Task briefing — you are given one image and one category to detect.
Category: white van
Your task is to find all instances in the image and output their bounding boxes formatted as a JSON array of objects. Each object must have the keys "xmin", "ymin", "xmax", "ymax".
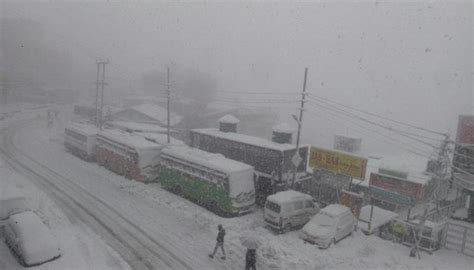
[
  {"xmin": 300, "ymin": 204, "xmax": 355, "ymax": 248},
  {"xmin": 264, "ymin": 190, "xmax": 319, "ymax": 232}
]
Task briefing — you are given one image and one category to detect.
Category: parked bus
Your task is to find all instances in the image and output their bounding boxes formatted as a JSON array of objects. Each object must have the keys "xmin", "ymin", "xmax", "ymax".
[
  {"xmin": 95, "ymin": 130, "xmax": 165, "ymax": 182},
  {"xmin": 64, "ymin": 123, "xmax": 98, "ymax": 161},
  {"xmin": 159, "ymin": 145, "xmax": 255, "ymax": 216}
]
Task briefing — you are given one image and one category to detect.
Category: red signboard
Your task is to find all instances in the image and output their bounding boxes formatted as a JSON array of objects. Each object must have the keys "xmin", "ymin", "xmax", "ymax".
[
  {"xmin": 456, "ymin": 115, "xmax": 474, "ymax": 144},
  {"xmin": 369, "ymin": 173, "xmax": 423, "ymax": 200}
]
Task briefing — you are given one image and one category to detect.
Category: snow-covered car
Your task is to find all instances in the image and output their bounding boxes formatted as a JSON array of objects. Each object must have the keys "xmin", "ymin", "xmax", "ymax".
[
  {"xmin": 4, "ymin": 211, "xmax": 61, "ymax": 267},
  {"xmin": 264, "ymin": 190, "xmax": 319, "ymax": 232},
  {"xmin": 0, "ymin": 196, "xmax": 29, "ymax": 220},
  {"xmin": 300, "ymin": 204, "xmax": 355, "ymax": 248}
]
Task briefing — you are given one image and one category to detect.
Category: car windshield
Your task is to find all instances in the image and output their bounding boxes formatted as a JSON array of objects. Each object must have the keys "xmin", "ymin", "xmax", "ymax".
[
  {"xmin": 265, "ymin": 201, "xmax": 281, "ymax": 213},
  {"xmin": 313, "ymin": 213, "xmax": 336, "ymax": 227}
]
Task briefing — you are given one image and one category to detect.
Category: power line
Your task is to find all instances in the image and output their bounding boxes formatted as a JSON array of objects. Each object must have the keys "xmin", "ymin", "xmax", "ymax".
[
  {"xmin": 213, "ymin": 90, "xmax": 300, "ymax": 96},
  {"xmin": 305, "ymin": 108, "xmax": 434, "ymax": 159},
  {"xmin": 307, "ymin": 94, "xmax": 447, "ymax": 136},
  {"xmin": 306, "ymin": 98, "xmax": 442, "ymax": 150}
]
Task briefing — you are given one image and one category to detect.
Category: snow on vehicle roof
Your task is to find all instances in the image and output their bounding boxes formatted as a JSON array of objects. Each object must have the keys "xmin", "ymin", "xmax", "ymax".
[
  {"xmin": 8, "ymin": 211, "xmax": 60, "ymax": 265},
  {"xmin": 66, "ymin": 122, "xmax": 99, "ymax": 137},
  {"xmin": 267, "ymin": 190, "xmax": 311, "ymax": 204},
  {"xmin": 272, "ymin": 123, "xmax": 295, "ymax": 134},
  {"xmin": 320, "ymin": 204, "xmax": 350, "ymax": 217},
  {"xmin": 192, "ymin": 128, "xmax": 307, "ymax": 151},
  {"xmin": 107, "ymin": 121, "xmax": 171, "ymax": 133},
  {"xmin": 161, "ymin": 145, "xmax": 253, "ymax": 174},
  {"xmin": 98, "ymin": 129, "xmax": 162, "ymax": 150},
  {"xmin": 130, "ymin": 104, "xmax": 183, "ymax": 126},
  {"xmin": 137, "ymin": 132, "xmax": 185, "ymax": 146},
  {"xmin": 218, "ymin": 114, "xmax": 240, "ymax": 124}
]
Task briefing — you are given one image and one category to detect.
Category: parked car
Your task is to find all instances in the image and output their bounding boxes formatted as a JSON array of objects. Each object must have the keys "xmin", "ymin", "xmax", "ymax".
[
  {"xmin": 4, "ymin": 211, "xmax": 61, "ymax": 267},
  {"xmin": 300, "ymin": 204, "xmax": 355, "ymax": 248},
  {"xmin": 264, "ymin": 190, "xmax": 319, "ymax": 232}
]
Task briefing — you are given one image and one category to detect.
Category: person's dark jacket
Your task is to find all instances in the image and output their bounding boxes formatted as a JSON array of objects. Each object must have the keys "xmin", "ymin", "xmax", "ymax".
[
  {"xmin": 246, "ymin": 249, "xmax": 256, "ymax": 264},
  {"xmin": 217, "ymin": 229, "xmax": 225, "ymax": 243}
]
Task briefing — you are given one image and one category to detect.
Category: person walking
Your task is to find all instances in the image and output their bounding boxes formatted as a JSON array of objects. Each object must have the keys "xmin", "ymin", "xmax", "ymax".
[
  {"xmin": 209, "ymin": 224, "xmax": 226, "ymax": 260},
  {"xmin": 245, "ymin": 248, "xmax": 257, "ymax": 270}
]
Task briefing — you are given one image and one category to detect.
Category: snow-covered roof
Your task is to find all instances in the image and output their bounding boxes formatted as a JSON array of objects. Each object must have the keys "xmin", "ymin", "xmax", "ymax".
[
  {"xmin": 365, "ymin": 155, "xmax": 432, "ymax": 185},
  {"xmin": 137, "ymin": 132, "xmax": 185, "ymax": 146},
  {"xmin": 107, "ymin": 121, "xmax": 171, "ymax": 133},
  {"xmin": 358, "ymin": 205, "xmax": 398, "ymax": 233},
  {"xmin": 272, "ymin": 123, "xmax": 295, "ymax": 134},
  {"xmin": 320, "ymin": 204, "xmax": 351, "ymax": 217},
  {"xmin": 267, "ymin": 190, "xmax": 312, "ymax": 204},
  {"xmin": 98, "ymin": 129, "xmax": 162, "ymax": 151},
  {"xmin": 161, "ymin": 145, "xmax": 253, "ymax": 174},
  {"xmin": 66, "ymin": 122, "xmax": 99, "ymax": 137},
  {"xmin": 192, "ymin": 128, "xmax": 306, "ymax": 151},
  {"xmin": 218, "ymin": 114, "xmax": 240, "ymax": 124},
  {"xmin": 128, "ymin": 104, "xmax": 183, "ymax": 126}
]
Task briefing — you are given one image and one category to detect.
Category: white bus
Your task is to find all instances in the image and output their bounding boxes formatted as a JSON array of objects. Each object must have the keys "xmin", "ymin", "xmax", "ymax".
[
  {"xmin": 159, "ymin": 145, "xmax": 256, "ymax": 216},
  {"xmin": 64, "ymin": 123, "xmax": 98, "ymax": 161}
]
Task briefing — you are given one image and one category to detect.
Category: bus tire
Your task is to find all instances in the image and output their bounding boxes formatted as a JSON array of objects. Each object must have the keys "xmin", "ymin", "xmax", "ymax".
[{"xmin": 173, "ymin": 185, "xmax": 183, "ymax": 196}]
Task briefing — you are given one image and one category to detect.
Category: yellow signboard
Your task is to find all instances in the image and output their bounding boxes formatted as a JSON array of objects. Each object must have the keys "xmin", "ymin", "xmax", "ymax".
[{"xmin": 309, "ymin": 146, "xmax": 367, "ymax": 179}]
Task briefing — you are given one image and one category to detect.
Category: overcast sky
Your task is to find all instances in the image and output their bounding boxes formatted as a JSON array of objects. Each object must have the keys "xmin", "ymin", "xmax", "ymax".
[{"xmin": 2, "ymin": 0, "xmax": 472, "ymax": 159}]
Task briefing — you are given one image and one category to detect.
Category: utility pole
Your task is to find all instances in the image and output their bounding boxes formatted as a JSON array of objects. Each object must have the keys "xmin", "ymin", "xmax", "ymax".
[
  {"xmin": 410, "ymin": 134, "xmax": 451, "ymax": 258},
  {"xmin": 166, "ymin": 67, "xmax": 171, "ymax": 144},
  {"xmin": 94, "ymin": 62, "xmax": 101, "ymax": 127},
  {"xmin": 291, "ymin": 67, "xmax": 308, "ymax": 189},
  {"xmin": 94, "ymin": 60, "xmax": 108, "ymax": 129}
]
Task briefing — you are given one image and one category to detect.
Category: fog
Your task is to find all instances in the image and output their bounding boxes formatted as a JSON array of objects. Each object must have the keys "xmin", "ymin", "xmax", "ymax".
[{"xmin": 1, "ymin": 0, "xmax": 472, "ymax": 157}]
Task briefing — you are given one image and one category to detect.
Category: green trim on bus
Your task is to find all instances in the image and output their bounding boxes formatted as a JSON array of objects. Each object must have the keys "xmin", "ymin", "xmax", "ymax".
[{"xmin": 159, "ymin": 167, "xmax": 233, "ymax": 214}]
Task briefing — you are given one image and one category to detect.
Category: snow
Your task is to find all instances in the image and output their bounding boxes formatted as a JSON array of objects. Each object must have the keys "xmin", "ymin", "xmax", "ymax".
[
  {"xmin": 137, "ymin": 132, "xmax": 185, "ymax": 146},
  {"xmin": 272, "ymin": 123, "xmax": 295, "ymax": 134},
  {"xmin": 6, "ymin": 211, "xmax": 60, "ymax": 266},
  {"xmin": 129, "ymin": 104, "xmax": 182, "ymax": 126},
  {"xmin": 2, "ymin": 105, "xmax": 474, "ymax": 270},
  {"xmin": 353, "ymin": 155, "xmax": 432, "ymax": 187},
  {"xmin": 218, "ymin": 114, "xmax": 240, "ymax": 124},
  {"xmin": 320, "ymin": 204, "xmax": 351, "ymax": 217},
  {"xmin": 161, "ymin": 145, "xmax": 253, "ymax": 174},
  {"xmin": 106, "ymin": 120, "xmax": 172, "ymax": 134},
  {"xmin": 0, "ymin": 195, "xmax": 29, "ymax": 220},
  {"xmin": 266, "ymin": 190, "xmax": 312, "ymax": 204},
  {"xmin": 192, "ymin": 128, "xmax": 308, "ymax": 152},
  {"xmin": 98, "ymin": 129, "xmax": 161, "ymax": 151},
  {"xmin": 358, "ymin": 205, "xmax": 399, "ymax": 234},
  {"xmin": 66, "ymin": 122, "xmax": 99, "ymax": 137}
]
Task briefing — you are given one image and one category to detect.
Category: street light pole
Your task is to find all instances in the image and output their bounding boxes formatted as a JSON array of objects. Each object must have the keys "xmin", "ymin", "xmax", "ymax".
[{"xmin": 291, "ymin": 67, "xmax": 308, "ymax": 189}]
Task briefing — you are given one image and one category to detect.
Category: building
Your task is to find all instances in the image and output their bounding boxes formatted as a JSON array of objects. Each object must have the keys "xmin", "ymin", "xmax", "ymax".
[
  {"xmin": 190, "ymin": 115, "xmax": 310, "ymax": 205},
  {"xmin": 111, "ymin": 104, "xmax": 182, "ymax": 127}
]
